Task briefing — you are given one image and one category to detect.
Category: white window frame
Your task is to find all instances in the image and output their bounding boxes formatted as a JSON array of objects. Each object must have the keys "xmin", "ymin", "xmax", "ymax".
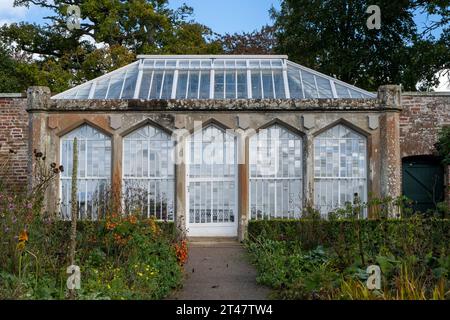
[
  {"xmin": 122, "ymin": 124, "xmax": 176, "ymax": 221},
  {"xmin": 59, "ymin": 124, "xmax": 111, "ymax": 220},
  {"xmin": 313, "ymin": 124, "xmax": 368, "ymax": 217},
  {"xmin": 249, "ymin": 124, "xmax": 304, "ymax": 220}
]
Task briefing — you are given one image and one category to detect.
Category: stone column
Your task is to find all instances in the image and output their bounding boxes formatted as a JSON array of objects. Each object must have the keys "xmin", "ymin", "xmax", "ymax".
[
  {"xmin": 304, "ymin": 132, "xmax": 315, "ymax": 209},
  {"xmin": 175, "ymin": 130, "xmax": 187, "ymax": 237},
  {"xmin": 302, "ymin": 115, "xmax": 316, "ymax": 209},
  {"xmin": 378, "ymin": 85, "xmax": 402, "ymax": 216},
  {"xmin": 112, "ymin": 133, "xmax": 123, "ymax": 213},
  {"xmin": 108, "ymin": 115, "xmax": 123, "ymax": 214},
  {"xmin": 237, "ymin": 132, "xmax": 249, "ymax": 242},
  {"xmin": 26, "ymin": 87, "xmax": 53, "ymax": 210}
]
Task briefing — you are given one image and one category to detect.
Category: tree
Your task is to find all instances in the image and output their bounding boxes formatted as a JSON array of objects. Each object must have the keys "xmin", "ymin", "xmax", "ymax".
[
  {"xmin": 271, "ymin": 0, "xmax": 450, "ymax": 91},
  {"xmin": 435, "ymin": 126, "xmax": 450, "ymax": 166},
  {"xmin": 221, "ymin": 25, "xmax": 277, "ymax": 54},
  {"xmin": 0, "ymin": 0, "xmax": 222, "ymax": 93}
]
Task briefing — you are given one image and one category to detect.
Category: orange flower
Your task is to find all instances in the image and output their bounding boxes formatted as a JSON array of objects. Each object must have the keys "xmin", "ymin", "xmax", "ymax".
[
  {"xmin": 174, "ymin": 240, "xmax": 188, "ymax": 266},
  {"xmin": 18, "ymin": 230, "xmax": 28, "ymax": 242},
  {"xmin": 128, "ymin": 215, "xmax": 137, "ymax": 224},
  {"xmin": 106, "ymin": 221, "xmax": 117, "ymax": 230},
  {"xmin": 16, "ymin": 229, "xmax": 28, "ymax": 251}
]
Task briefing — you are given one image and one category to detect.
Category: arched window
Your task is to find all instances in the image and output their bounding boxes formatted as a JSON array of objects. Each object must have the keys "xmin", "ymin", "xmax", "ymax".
[
  {"xmin": 314, "ymin": 124, "xmax": 367, "ymax": 216},
  {"xmin": 123, "ymin": 124, "xmax": 175, "ymax": 220},
  {"xmin": 249, "ymin": 124, "xmax": 303, "ymax": 219},
  {"xmin": 60, "ymin": 124, "xmax": 111, "ymax": 220}
]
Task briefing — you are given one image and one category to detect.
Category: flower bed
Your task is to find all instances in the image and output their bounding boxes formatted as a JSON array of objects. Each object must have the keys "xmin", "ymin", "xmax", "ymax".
[{"xmin": 247, "ymin": 218, "xmax": 449, "ymax": 300}]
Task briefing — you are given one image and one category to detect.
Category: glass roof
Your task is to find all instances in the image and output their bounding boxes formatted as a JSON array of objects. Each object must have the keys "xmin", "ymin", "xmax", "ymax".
[{"xmin": 52, "ymin": 55, "xmax": 375, "ymax": 100}]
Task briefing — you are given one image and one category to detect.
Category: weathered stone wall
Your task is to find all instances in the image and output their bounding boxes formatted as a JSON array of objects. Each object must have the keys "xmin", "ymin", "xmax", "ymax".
[
  {"xmin": 0, "ymin": 94, "xmax": 28, "ymax": 191},
  {"xmin": 400, "ymin": 92, "xmax": 450, "ymax": 206}
]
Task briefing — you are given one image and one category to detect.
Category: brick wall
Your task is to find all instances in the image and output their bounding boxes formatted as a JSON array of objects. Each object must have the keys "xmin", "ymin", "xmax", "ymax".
[
  {"xmin": 0, "ymin": 95, "xmax": 29, "ymax": 191},
  {"xmin": 400, "ymin": 93, "xmax": 450, "ymax": 206}
]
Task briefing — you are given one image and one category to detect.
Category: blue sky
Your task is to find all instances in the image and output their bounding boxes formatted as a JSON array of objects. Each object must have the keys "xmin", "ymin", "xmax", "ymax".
[{"xmin": 168, "ymin": 0, "xmax": 280, "ymax": 34}]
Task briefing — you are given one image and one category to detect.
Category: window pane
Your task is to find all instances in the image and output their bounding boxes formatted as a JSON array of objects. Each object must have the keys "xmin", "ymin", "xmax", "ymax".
[
  {"xmin": 261, "ymin": 71, "xmax": 274, "ymax": 98},
  {"xmin": 76, "ymin": 84, "xmax": 92, "ymax": 99},
  {"xmin": 249, "ymin": 124, "xmax": 303, "ymax": 219},
  {"xmin": 288, "ymin": 69, "xmax": 303, "ymax": 99},
  {"xmin": 316, "ymin": 77, "xmax": 333, "ymax": 98},
  {"xmin": 199, "ymin": 71, "xmax": 210, "ymax": 99},
  {"xmin": 273, "ymin": 71, "xmax": 285, "ymax": 98},
  {"xmin": 106, "ymin": 73, "xmax": 125, "ymax": 99},
  {"xmin": 301, "ymin": 71, "xmax": 318, "ymax": 98},
  {"xmin": 176, "ymin": 71, "xmax": 188, "ymax": 99},
  {"xmin": 314, "ymin": 125, "xmax": 367, "ymax": 217},
  {"xmin": 214, "ymin": 71, "xmax": 225, "ymax": 99},
  {"xmin": 121, "ymin": 65, "xmax": 138, "ymax": 99},
  {"xmin": 123, "ymin": 125, "xmax": 175, "ymax": 221},
  {"xmin": 60, "ymin": 125, "xmax": 111, "ymax": 220},
  {"xmin": 139, "ymin": 70, "xmax": 152, "ymax": 99},
  {"xmin": 225, "ymin": 71, "xmax": 236, "ymax": 99},
  {"xmin": 161, "ymin": 71, "xmax": 174, "ymax": 99},
  {"xmin": 93, "ymin": 80, "xmax": 108, "ymax": 99},
  {"xmin": 149, "ymin": 71, "xmax": 164, "ymax": 99},
  {"xmin": 335, "ymin": 83, "xmax": 351, "ymax": 98},
  {"xmin": 237, "ymin": 71, "xmax": 247, "ymax": 98},
  {"xmin": 251, "ymin": 71, "xmax": 262, "ymax": 99},
  {"xmin": 188, "ymin": 71, "xmax": 200, "ymax": 99}
]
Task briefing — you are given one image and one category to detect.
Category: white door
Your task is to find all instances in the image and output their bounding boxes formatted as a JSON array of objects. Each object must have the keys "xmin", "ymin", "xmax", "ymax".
[{"xmin": 186, "ymin": 124, "xmax": 238, "ymax": 237}]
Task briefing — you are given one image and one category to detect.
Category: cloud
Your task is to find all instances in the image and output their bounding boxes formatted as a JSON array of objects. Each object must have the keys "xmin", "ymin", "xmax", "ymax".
[
  {"xmin": 434, "ymin": 70, "xmax": 450, "ymax": 92},
  {"xmin": 0, "ymin": 0, "xmax": 27, "ymax": 25}
]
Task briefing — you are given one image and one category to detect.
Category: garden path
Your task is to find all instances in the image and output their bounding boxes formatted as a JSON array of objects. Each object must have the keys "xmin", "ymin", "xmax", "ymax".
[{"xmin": 169, "ymin": 238, "xmax": 271, "ymax": 300}]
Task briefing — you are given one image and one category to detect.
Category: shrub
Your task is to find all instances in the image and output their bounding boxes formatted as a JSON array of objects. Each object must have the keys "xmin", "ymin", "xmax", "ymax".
[
  {"xmin": 0, "ymin": 148, "xmax": 183, "ymax": 300},
  {"xmin": 246, "ymin": 217, "xmax": 449, "ymax": 300}
]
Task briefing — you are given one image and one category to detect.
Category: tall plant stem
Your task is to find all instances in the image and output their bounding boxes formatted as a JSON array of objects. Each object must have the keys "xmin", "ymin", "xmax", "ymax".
[{"xmin": 68, "ymin": 138, "xmax": 78, "ymax": 300}]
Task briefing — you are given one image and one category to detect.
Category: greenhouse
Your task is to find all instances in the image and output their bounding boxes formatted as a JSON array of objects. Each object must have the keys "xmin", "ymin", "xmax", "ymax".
[
  {"xmin": 24, "ymin": 55, "xmax": 402, "ymax": 239},
  {"xmin": 52, "ymin": 55, "xmax": 375, "ymax": 100}
]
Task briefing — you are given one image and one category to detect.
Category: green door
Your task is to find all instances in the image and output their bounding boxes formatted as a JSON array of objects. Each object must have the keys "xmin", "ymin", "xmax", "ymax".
[{"xmin": 402, "ymin": 156, "xmax": 445, "ymax": 214}]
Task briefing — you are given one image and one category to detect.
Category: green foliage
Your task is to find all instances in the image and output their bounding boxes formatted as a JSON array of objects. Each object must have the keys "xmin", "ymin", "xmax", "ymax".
[
  {"xmin": 0, "ymin": 0, "xmax": 223, "ymax": 93},
  {"xmin": 247, "ymin": 216, "xmax": 449, "ymax": 300},
  {"xmin": 0, "ymin": 213, "xmax": 181, "ymax": 299},
  {"xmin": 271, "ymin": 0, "xmax": 450, "ymax": 91},
  {"xmin": 435, "ymin": 126, "xmax": 450, "ymax": 166},
  {"xmin": 0, "ymin": 148, "xmax": 182, "ymax": 300}
]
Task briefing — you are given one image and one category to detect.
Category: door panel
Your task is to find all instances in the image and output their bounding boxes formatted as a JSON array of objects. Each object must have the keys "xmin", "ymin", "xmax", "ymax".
[
  {"xmin": 186, "ymin": 125, "xmax": 238, "ymax": 237},
  {"xmin": 402, "ymin": 157, "xmax": 445, "ymax": 214}
]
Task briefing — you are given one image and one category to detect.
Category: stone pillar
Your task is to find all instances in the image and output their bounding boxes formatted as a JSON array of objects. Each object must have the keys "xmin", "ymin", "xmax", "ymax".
[
  {"xmin": 27, "ymin": 86, "xmax": 51, "ymax": 112},
  {"xmin": 112, "ymin": 133, "xmax": 123, "ymax": 213},
  {"xmin": 378, "ymin": 85, "xmax": 402, "ymax": 216},
  {"xmin": 26, "ymin": 87, "xmax": 52, "ymax": 209},
  {"xmin": 304, "ymin": 132, "xmax": 315, "ymax": 208},
  {"xmin": 175, "ymin": 131, "xmax": 187, "ymax": 237},
  {"xmin": 237, "ymin": 132, "xmax": 249, "ymax": 242}
]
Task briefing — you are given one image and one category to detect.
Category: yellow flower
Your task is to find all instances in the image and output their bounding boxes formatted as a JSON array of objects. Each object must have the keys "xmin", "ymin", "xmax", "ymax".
[
  {"xmin": 137, "ymin": 272, "xmax": 143, "ymax": 277},
  {"xmin": 16, "ymin": 241, "xmax": 26, "ymax": 251}
]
